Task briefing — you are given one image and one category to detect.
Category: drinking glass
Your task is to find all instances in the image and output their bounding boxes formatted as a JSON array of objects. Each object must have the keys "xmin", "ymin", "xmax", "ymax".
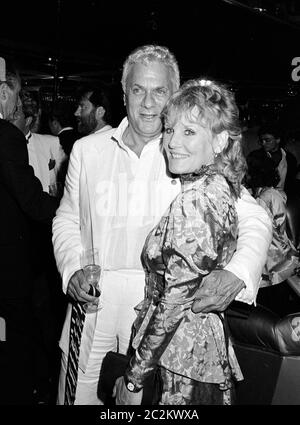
[{"xmin": 81, "ymin": 248, "xmax": 101, "ymax": 312}]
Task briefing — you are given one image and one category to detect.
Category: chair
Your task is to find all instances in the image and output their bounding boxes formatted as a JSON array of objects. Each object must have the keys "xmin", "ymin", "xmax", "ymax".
[{"xmin": 226, "ymin": 190, "xmax": 300, "ymax": 405}]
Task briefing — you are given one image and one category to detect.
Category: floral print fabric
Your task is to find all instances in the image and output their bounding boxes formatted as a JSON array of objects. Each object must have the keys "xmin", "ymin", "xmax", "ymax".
[{"xmin": 125, "ymin": 167, "xmax": 243, "ymax": 401}]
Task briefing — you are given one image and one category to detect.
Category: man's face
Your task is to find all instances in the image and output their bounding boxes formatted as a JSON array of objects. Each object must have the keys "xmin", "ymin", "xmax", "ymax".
[
  {"xmin": 260, "ymin": 132, "xmax": 280, "ymax": 153},
  {"xmin": 10, "ymin": 102, "xmax": 26, "ymax": 133},
  {"xmin": 125, "ymin": 61, "xmax": 173, "ymax": 141},
  {"xmin": 74, "ymin": 92, "xmax": 98, "ymax": 135},
  {"xmin": 2, "ymin": 79, "xmax": 21, "ymax": 121}
]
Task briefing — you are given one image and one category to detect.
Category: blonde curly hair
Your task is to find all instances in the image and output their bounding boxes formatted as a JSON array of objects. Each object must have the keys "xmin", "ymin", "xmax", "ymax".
[{"xmin": 162, "ymin": 78, "xmax": 247, "ymax": 198}]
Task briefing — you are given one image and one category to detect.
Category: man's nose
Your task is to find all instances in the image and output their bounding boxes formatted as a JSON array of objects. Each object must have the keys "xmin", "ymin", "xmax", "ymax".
[
  {"xmin": 142, "ymin": 91, "xmax": 155, "ymax": 108},
  {"xmin": 74, "ymin": 107, "xmax": 80, "ymax": 117}
]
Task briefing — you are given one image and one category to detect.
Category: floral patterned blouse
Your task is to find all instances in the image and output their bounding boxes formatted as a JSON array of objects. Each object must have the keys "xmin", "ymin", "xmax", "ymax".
[{"xmin": 125, "ymin": 166, "xmax": 243, "ymax": 392}]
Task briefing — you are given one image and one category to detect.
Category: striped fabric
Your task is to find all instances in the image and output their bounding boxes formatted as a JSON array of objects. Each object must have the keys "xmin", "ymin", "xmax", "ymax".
[{"xmin": 64, "ymin": 302, "xmax": 86, "ymax": 405}]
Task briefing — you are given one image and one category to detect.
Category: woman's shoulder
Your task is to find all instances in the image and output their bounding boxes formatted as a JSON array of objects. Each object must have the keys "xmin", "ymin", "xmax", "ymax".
[
  {"xmin": 201, "ymin": 171, "xmax": 233, "ymax": 199},
  {"xmin": 182, "ymin": 170, "xmax": 236, "ymax": 214}
]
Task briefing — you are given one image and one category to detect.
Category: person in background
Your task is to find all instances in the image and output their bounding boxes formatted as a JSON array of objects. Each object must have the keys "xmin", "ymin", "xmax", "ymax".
[
  {"xmin": 13, "ymin": 93, "xmax": 67, "ymax": 198},
  {"xmin": 74, "ymin": 85, "xmax": 113, "ymax": 136},
  {"xmin": 11, "ymin": 93, "xmax": 66, "ymax": 403},
  {"xmin": 0, "ymin": 57, "xmax": 58, "ymax": 404},
  {"xmin": 247, "ymin": 122, "xmax": 298, "ymax": 196},
  {"xmin": 247, "ymin": 154, "xmax": 300, "ymax": 315},
  {"xmin": 53, "ymin": 45, "xmax": 272, "ymax": 405},
  {"xmin": 48, "ymin": 100, "xmax": 80, "ymax": 186},
  {"xmin": 48, "ymin": 100, "xmax": 79, "ymax": 157}
]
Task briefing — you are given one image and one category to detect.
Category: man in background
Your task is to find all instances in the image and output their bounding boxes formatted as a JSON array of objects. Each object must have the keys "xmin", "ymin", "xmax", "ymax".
[
  {"xmin": 74, "ymin": 85, "xmax": 113, "ymax": 136},
  {"xmin": 0, "ymin": 57, "xmax": 58, "ymax": 404},
  {"xmin": 247, "ymin": 122, "xmax": 298, "ymax": 196},
  {"xmin": 48, "ymin": 99, "xmax": 80, "ymax": 186}
]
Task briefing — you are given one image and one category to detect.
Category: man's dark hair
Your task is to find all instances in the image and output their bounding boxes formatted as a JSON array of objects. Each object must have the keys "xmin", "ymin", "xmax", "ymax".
[
  {"xmin": 20, "ymin": 90, "xmax": 39, "ymax": 119},
  {"xmin": 258, "ymin": 122, "xmax": 282, "ymax": 140},
  {"xmin": 247, "ymin": 155, "xmax": 280, "ymax": 192},
  {"xmin": 49, "ymin": 100, "xmax": 75, "ymax": 128},
  {"xmin": 79, "ymin": 85, "xmax": 112, "ymax": 124}
]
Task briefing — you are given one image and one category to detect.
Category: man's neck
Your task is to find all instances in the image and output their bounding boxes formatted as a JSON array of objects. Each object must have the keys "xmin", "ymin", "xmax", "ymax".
[
  {"xmin": 123, "ymin": 126, "xmax": 160, "ymax": 158},
  {"xmin": 93, "ymin": 121, "xmax": 107, "ymax": 133}
]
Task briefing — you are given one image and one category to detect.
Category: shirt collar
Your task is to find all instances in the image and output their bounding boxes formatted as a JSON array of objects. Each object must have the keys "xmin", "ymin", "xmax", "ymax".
[
  {"xmin": 111, "ymin": 117, "xmax": 162, "ymax": 152},
  {"xmin": 94, "ymin": 124, "xmax": 112, "ymax": 134},
  {"xmin": 58, "ymin": 127, "xmax": 73, "ymax": 135},
  {"xmin": 25, "ymin": 131, "xmax": 32, "ymax": 142}
]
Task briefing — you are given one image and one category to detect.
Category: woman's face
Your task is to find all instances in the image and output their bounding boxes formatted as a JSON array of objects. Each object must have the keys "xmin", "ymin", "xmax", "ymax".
[{"xmin": 163, "ymin": 111, "xmax": 215, "ymax": 175}]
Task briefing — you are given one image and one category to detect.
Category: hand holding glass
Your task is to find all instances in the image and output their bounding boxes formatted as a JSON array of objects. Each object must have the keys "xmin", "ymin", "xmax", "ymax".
[{"xmin": 81, "ymin": 248, "xmax": 101, "ymax": 312}]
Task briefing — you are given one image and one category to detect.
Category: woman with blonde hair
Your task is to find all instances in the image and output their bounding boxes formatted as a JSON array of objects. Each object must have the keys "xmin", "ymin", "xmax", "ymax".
[{"xmin": 114, "ymin": 78, "xmax": 246, "ymax": 405}]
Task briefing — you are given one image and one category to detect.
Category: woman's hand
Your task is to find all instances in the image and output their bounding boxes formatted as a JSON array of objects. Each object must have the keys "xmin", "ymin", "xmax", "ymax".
[{"xmin": 113, "ymin": 376, "xmax": 143, "ymax": 405}]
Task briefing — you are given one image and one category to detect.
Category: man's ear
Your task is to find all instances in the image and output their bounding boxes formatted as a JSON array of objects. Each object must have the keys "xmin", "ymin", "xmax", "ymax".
[
  {"xmin": 213, "ymin": 130, "xmax": 229, "ymax": 154},
  {"xmin": 25, "ymin": 116, "xmax": 33, "ymax": 129},
  {"xmin": 0, "ymin": 83, "xmax": 9, "ymax": 102},
  {"xmin": 96, "ymin": 105, "xmax": 105, "ymax": 120}
]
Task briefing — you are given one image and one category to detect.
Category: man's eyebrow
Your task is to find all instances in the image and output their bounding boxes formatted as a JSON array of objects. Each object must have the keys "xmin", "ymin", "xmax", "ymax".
[{"xmin": 131, "ymin": 83, "xmax": 144, "ymax": 88}]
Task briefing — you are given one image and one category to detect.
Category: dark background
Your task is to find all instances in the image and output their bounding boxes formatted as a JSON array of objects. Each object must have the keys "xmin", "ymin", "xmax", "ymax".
[{"xmin": 1, "ymin": 0, "xmax": 300, "ymax": 127}]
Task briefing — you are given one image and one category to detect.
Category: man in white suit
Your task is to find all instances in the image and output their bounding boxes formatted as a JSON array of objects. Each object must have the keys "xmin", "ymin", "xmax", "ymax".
[{"xmin": 53, "ymin": 45, "xmax": 272, "ymax": 405}]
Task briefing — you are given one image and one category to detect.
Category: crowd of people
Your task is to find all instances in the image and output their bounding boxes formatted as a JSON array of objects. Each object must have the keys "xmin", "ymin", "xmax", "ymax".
[{"xmin": 0, "ymin": 43, "xmax": 299, "ymax": 406}]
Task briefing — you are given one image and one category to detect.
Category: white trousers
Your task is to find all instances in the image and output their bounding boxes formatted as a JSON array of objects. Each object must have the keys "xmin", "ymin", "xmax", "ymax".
[{"xmin": 57, "ymin": 270, "xmax": 145, "ymax": 405}]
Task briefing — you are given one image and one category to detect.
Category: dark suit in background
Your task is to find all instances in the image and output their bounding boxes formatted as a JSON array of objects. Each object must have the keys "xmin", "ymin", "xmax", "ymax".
[
  {"xmin": 57, "ymin": 127, "xmax": 80, "ymax": 189},
  {"xmin": 58, "ymin": 127, "xmax": 79, "ymax": 157},
  {"xmin": 0, "ymin": 119, "xmax": 58, "ymax": 404}
]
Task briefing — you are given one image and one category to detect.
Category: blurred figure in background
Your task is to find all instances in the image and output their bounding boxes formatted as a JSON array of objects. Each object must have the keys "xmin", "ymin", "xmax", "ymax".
[
  {"xmin": 12, "ymin": 94, "xmax": 68, "ymax": 403},
  {"xmin": 13, "ymin": 92, "xmax": 67, "ymax": 198},
  {"xmin": 247, "ymin": 154, "xmax": 300, "ymax": 315},
  {"xmin": 48, "ymin": 100, "xmax": 79, "ymax": 157},
  {"xmin": 247, "ymin": 122, "xmax": 298, "ymax": 196},
  {"xmin": 74, "ymin": 85, "xmax": 113, "ymax": 136},
  {"xmin": 0, "ymin": 57, "xmax": 58, "ymax": 404},
  {"xmin": 48, "ymin": 100, "xmax": 80, "ymax": 186}
]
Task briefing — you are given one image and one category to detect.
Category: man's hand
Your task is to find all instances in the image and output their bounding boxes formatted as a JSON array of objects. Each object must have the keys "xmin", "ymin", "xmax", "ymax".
[
  {"xmin": 67, "ymin": 269, "xmax": 98, "ymax": 304},
  {"xmin": 113, "ymin": 376, "xmax": 143, "ymax": 405},
  {"xmin": 192, "ymin": 270, "xmax": 246, "ymax": 313}
]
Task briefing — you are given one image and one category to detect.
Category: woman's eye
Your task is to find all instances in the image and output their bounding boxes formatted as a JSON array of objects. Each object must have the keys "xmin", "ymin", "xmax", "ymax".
[
  {"xmin": 164, "ymin": 127, "xmax": 173, "ymax": 135},
  {"xmin": 184, "ymin": 129, "xmax": 195, "ymax": 135}
]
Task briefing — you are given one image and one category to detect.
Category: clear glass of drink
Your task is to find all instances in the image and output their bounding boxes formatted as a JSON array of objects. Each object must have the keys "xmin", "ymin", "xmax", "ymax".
[{"xmin": 80, "ymin": 248, "xmax": 101, "ymax": 313}]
